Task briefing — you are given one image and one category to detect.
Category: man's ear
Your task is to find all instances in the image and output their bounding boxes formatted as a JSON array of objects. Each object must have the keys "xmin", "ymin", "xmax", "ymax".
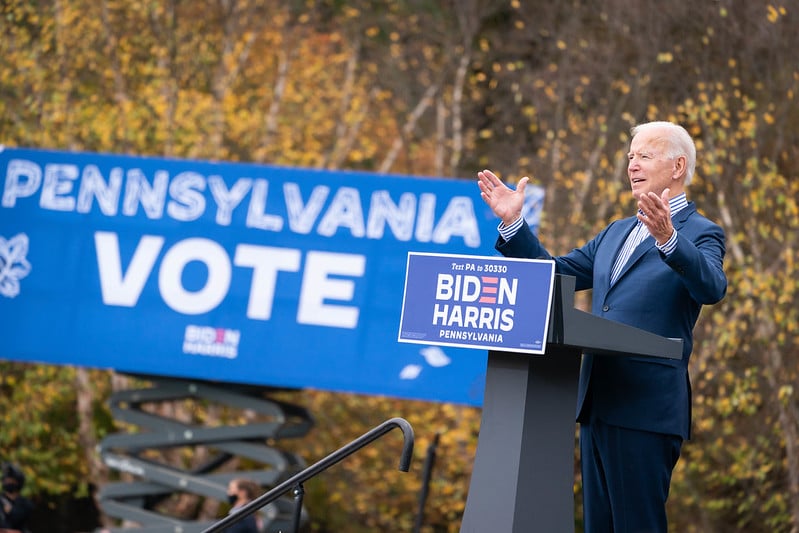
[{"xmin": 673, "ymin": 156, "xmax": 687, "ymax": 180}]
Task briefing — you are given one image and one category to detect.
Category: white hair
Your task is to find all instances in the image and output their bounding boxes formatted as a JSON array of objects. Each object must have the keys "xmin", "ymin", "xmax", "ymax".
[{"xmin": 631, "ymin": 121, "xmax": 697, "ymax": 185}]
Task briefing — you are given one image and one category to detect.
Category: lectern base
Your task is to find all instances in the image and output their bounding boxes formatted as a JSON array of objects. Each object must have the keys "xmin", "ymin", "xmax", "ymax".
[{"xmin": 461, "ymin": 348, "xmax": 581, "ymax": 533}]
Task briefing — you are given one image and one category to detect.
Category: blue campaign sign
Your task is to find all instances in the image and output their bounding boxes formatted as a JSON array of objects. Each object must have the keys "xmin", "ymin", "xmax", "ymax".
[
  {"xmin": 398, "ymin": 253, "xmax": 555, "ymax": 354},
  {"xmin": 0, "ymin": 146, "xmax": 544, "ymax": 406}
]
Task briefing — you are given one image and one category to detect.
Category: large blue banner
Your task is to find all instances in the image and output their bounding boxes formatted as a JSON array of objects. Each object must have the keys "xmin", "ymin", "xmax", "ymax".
[{"xmin": 0, "ymin": 146, "xmax": 543, "ymax": 406}]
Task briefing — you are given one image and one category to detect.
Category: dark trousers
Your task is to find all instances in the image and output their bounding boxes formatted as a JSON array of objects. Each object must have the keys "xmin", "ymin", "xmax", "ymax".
[{"xmin": 579, "ymin": 417, "xmax": 683, "ymax": 533}]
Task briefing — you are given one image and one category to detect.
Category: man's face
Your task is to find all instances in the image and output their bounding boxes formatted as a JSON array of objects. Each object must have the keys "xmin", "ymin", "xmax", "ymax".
[{"xmin": 627, "ymin": 128, "xmax": 680, "ymax": 200}]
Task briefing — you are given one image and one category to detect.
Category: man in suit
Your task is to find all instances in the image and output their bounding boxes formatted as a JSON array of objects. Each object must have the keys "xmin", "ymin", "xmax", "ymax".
[{"xmin": 477, "ymin": 121, "xmax": 727, "ymax": 532}]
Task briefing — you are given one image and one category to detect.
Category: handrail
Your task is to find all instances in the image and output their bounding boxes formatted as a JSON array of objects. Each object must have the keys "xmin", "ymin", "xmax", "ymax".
[{"xmin": 201, "ymin": 417, "xmax": 415, "ymax": 533}]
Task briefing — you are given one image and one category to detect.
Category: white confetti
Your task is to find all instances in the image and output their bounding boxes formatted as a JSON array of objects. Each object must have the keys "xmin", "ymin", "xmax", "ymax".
[
  {"xmin": 420, "ymin": 346, "xmax": 451, "ymax": 367},
  {"xmin": 399, "ymin": 364, "xmax": 423, "ymax": 380}
]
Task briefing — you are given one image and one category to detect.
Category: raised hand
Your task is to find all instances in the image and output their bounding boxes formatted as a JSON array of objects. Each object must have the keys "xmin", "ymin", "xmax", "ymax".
[
  {"xmin": 637, "ymin": 187, "xmax": 674, "ymax": 245},
  {"xmin": 477, "ymin": 169, "xmax": 529, "ymax": 226}
]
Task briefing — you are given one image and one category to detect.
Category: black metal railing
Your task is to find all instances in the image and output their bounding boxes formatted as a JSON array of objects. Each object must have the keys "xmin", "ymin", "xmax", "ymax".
[{"xmin": 201, "ymin": 417, "xmax": 415, "ymax": 533}]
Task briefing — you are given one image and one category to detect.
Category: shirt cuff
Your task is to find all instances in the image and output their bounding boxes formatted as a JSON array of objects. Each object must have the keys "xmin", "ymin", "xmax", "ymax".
[
  {"xmin": 498, "ymin": 216, "xmax": 524, "ymax": 242},
  {"xmin": 656, "ymin": 230, "xmax": 678, "ymax": 256}
]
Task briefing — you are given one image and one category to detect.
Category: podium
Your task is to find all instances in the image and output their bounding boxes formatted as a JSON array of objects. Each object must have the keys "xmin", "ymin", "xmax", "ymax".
[{"xmin": 460, "ymin": 274, "xmax": 683, "ymax": 533}]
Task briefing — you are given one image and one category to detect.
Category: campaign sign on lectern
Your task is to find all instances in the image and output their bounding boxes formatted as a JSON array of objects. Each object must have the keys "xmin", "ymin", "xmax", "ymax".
[{"xmin": 398, "ymin": 252, "xmax": 555, "ymax": 354}]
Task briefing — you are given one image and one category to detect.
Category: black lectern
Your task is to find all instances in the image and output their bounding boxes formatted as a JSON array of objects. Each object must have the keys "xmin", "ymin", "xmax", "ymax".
[{"xmin": 460, "ymin": 274, "xmax": 683, "ymax": 533}]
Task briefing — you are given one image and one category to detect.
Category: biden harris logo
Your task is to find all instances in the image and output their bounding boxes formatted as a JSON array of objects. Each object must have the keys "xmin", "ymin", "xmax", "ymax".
[
  {"xmin": 432, "ymin": 270, "xmax": 518, "ymax": 344},
  {"xmin": 182, "ymin": 325, "xmax": 241, "ymax": 359},
  {"xmin": 0, "ymin": 233, "xmax": 32, "ymax": 298}
]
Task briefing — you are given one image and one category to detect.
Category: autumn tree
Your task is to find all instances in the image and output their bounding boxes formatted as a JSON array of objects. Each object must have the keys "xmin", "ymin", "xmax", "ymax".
[{"xmin": 1, "ymin": 0, "xmax": 797, "ymax": 531}]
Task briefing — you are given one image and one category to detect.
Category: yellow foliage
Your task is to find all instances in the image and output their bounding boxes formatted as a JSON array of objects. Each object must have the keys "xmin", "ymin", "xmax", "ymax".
[
  {"xmin": 2, "ymin": 0, "xmax": 799, "ymax": 530},
  {"xmin": 657, "ymin": 52, "xmax": 674, "ymax": 63}
]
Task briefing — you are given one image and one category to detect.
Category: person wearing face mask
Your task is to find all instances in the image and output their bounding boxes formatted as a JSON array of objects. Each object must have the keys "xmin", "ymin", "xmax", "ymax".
[
  {"xmin": 0, "ymin": 463, "xmax": 33, "ymax": 533},
  {"xmin": 477, "ymin": 121, "xmax": 727, "ymax": 532},
  {"xmin": 222, "ymin": 478, "xmax": 261, "ymax": 533}
]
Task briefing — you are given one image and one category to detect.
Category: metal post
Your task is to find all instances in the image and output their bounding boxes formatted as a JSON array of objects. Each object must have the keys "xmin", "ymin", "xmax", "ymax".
[
  {"xmin": 291, "ymin": 483, "xmax": 305, "ymax": 533},
  {"xmin": 413, "ymin": 432, "xmax": 439, "ymax": 533}
]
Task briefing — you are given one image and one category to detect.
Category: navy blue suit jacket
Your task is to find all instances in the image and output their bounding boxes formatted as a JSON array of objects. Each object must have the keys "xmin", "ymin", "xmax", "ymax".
[{"xmin": 496, "ymin": 203, "xmax": 726, "ymax": 439}]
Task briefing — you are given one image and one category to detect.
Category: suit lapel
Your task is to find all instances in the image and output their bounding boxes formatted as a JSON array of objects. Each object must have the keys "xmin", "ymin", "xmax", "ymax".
[{"xmin": 673, "ymin": 202, "xmax": 696, "ymax": 227}]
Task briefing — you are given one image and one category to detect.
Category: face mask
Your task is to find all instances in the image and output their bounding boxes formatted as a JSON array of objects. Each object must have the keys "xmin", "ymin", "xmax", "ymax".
[
  {"xmin": 2, "ymin": 482, "xmax": 18, "ymax": 493},
  {"xmin": 227, "ymin": 493, "xmax": 237, "ymax": 505}
]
